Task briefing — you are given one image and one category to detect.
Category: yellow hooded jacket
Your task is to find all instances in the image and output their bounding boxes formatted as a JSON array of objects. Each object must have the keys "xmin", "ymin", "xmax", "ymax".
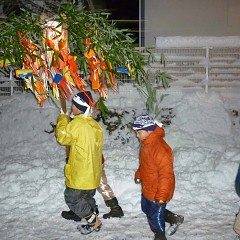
[{"xmin": 56, "ymin": 114, "xmax": 103, "ymax": 190}]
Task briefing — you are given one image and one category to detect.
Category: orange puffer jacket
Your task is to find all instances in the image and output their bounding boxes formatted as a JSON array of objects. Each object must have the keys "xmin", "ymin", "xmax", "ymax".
[{"xmin": 135, "ymin": 127, "xmax": 175, "ymax": 202}]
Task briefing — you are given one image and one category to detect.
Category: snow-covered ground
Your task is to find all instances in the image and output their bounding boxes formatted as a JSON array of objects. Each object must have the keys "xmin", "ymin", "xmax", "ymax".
[
  {"xmin": 0, "ymin": 84, "xmax": 240, "ymax": 240},
  {"xmin": 156, "ymin": 36, "xmax": 240, "ymax": 48}
]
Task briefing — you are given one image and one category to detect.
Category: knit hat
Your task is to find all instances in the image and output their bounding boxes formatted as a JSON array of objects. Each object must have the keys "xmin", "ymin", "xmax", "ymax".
[
  {"xmin": 132, "ymin": 114, "xmax": 163, "ymax": 131},
  {"xmin": 72, "ymin": 91, "xmax": 93, "ymax": 117}
]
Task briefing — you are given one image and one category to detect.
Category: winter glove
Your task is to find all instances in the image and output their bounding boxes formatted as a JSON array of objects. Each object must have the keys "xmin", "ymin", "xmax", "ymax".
[
  {"xmin": 134, "ymin": 178, "xmax": 141, "ymax": 184},
  {"xmin": 69, "ymin": 111, "xmax": 74, "ymax": 119},
  {"xmin": 155, "ymin": 199, "xmax": 166, "ymax": 205}
]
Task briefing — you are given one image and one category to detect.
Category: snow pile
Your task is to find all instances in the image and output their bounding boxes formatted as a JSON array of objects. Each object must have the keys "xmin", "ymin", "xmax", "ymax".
[
  {"xmin": 156, "ymin": 36, "xmax": 240, "ymax": 48},
  {"xmin": 0, "ymin": 85, "xmax": 240, "ymax": 239}
]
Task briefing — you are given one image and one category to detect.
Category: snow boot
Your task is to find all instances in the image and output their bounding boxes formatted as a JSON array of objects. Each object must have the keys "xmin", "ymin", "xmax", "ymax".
[
  {"xmin": 78, "ymin": 211, "xmax": 102, "ymax": 235},
  {"xmin": 103, "ymin": 197, "xmax": 124, "ymax": 219},
  {"xmin": 166, "ymin": 214, "xmax": 184, "ymax": 236},
  {"xmin": 61, "ymin": 210, "xmax": 81, "ymax": 222},
  {"xmin": 61, "ymin": 208, "xmax": 99, "ymax": 222},
  {"xmin": 154, "ymin": 232, "xmax": 167, "ymax": 240}
]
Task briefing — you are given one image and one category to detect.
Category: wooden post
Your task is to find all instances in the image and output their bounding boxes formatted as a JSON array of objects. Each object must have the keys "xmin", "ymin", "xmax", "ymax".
[{"xmin": 60, "ymin": 92, "xmax": 67, "ymax": 113}]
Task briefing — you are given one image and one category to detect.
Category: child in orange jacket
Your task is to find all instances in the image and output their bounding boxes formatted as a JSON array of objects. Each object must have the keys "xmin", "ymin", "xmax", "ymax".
[{"xmin": 133, "ymin": 114, "xmax": 176, "ymax": 240}]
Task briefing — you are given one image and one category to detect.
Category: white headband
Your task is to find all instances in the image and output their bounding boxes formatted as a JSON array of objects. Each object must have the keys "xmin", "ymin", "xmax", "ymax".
[{"xmin": 72, "ymin": 95, "xmax": 91, "ymax": 118}]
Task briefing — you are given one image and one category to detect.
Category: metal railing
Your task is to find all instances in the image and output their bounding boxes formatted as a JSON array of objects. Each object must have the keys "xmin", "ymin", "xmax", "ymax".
[
  {"xmin": 137, "ymin": 46, "xmax": 240, "ymax": 93},
  {"xmin": 0, "ymin": 69, "xmax": 24, "ymax": 96}
]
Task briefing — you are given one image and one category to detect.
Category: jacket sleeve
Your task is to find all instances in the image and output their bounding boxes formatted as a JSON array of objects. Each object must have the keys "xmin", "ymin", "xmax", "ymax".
[
  {"xmin": 135, "ymin": 168, "xmax": 141, "ymax": 180},
  {"xmin": 55, "ymin": 114, "xmax": 72, "ymax": 145}
]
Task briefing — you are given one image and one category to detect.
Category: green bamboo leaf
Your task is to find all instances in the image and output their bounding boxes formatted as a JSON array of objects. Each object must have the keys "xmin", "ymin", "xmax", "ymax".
[
  {"xmin": 30, "ymin": 75, "xmax": 35, "ymax": 92},
  {"xmin": 0, "ymin": 3, "xmax": 173, "ymax": 117},
  {"xmin": 98, "ymin": 97, "xmax": 109, "ymax": 121},
  {"xmin": 49, "ymin": 91, "xmax": 61, "ymax": 108}
]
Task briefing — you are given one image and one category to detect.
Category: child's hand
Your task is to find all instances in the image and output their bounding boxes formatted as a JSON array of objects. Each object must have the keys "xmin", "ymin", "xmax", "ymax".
[
  {"xmin": 134, "ymin": 178, "xmax": 141, "ymax": 184},
  {"xmin": 155, "ymin": 199, "xmax": 166, "ymax": 205},
  {"xmin": 60, "ymin": 108, "xmax": 69, "ymax": 115}
]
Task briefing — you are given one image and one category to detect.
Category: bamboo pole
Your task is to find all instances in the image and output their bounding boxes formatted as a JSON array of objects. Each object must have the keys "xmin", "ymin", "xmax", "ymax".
[{"xmin": 60, "ymin": 93, "xmax": 70, "ymax": 160}]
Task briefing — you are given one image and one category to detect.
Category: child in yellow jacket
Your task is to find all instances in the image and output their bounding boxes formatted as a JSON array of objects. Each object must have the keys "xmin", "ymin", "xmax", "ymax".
[{"xmin": 56, "ymin": 91, "xmax": 103, "ymax": 235}]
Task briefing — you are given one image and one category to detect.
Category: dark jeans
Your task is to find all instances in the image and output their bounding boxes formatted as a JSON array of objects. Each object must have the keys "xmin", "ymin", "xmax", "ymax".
[{"xmin": 64, "ymin": 186, "xmax": 97, "ymax": 218}]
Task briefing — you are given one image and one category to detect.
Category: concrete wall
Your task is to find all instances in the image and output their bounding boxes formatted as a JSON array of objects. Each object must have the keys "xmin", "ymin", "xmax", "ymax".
[{"xmin": 145, "ymin": 0, "xmax": 240, "ymax": 46}]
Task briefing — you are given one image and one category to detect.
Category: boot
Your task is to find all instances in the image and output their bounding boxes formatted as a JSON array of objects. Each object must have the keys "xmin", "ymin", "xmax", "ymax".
[
  {"xmin": 154, "ymin": 232, "xmax": 167, "ymax": 240},
  {"xmin": 165, "ymin": 209, "xmax": 184, "ymax": 225},
  {"xmin": 103, "ymin": 197, "xmax": 124, "ymax": 219},
  {"xmin": 78, "ymin": 210, "xmax": 102, "ymax": 235},
  {"xmin": 166, "ymin": 213, "xmax": 184, "ymax": 236},
  {"xmin": 61, "ymin": 208, "xmax": 99, "ymax": 222},
  {"xmin": 61, "ymin": 210, "xmax": 81, "ymax": 222}
]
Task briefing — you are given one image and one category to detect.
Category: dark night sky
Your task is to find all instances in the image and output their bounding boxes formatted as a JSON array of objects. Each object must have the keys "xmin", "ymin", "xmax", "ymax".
[{"xmin": 103, "ymin": 0, "xmax": 139, "ymax": 19}]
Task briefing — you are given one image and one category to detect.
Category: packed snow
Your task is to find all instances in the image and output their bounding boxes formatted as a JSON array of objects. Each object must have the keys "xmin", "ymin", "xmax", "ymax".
[
  {"xmin": 155, "ymin": 36, "xmax": 240, "ymax": 48},
  {"xmin": 0, "ymin": 84, "xmax": 240, "ymax": 240}
]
